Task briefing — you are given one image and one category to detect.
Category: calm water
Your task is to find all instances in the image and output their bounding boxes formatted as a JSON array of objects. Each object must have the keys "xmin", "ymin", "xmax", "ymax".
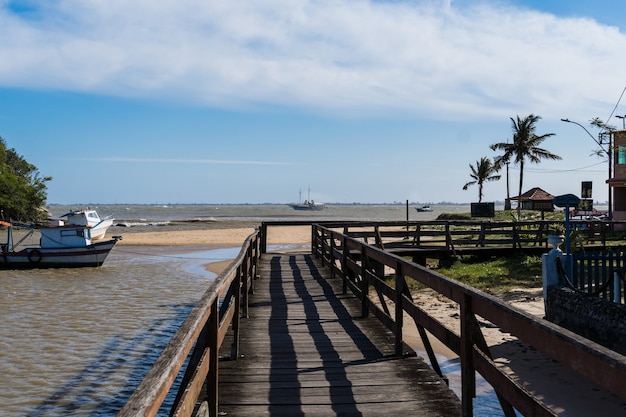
[
  {"xmin": 0, "ymin": 245, "xmax": 239, "ymax": 417},
  {"xmin": 47, "ymin": 203, "xmax": 469, "ymax": 226},
  {"xmin": 3, "ymin": 204, "xmax": 508, "ymax": 416}
]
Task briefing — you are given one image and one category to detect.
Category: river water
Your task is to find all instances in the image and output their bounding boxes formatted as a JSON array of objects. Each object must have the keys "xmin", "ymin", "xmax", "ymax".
[
  {"xmin": 0, "ymin": 245, "xmax": 235, "ymax": 417},
  {"xmin": 1, "ymin": 203, "xmax": 512, "ymax": 416}
]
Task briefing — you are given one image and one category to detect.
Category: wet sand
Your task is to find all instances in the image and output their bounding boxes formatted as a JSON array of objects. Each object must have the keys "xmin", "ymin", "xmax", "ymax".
[{"xmin": 116, "ymin": 225, "xmax": 310, "ymax": 247}]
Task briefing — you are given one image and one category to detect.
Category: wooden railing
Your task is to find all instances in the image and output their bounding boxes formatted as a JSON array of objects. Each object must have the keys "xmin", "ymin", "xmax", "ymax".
[
  {"xmin": 116, "ymin": 219, "xmax": 626, "ymax": 417},
  {"xmin": 117, "ymin": 230, "xmax": 261, "ymax": 417},
  {"xmin": 304, "ymin": 219, "xmax": 625, "ymax": 254},
  {"xmin": 255, "ymin": 219, "xmax": 625, "ymax": 256},
  {"xmin": 311, "ymin": 223, "xmax": 626, "ymax": 417}
]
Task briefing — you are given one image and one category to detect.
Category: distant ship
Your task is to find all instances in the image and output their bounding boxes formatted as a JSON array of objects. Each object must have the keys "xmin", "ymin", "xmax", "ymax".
[
  {"xmin": 415, "ymin": 205, "xmax": 433, "ymax": 212},
  {"xmin": 288, "ymin": 188, "xmax": 326, "ymax": 211}
]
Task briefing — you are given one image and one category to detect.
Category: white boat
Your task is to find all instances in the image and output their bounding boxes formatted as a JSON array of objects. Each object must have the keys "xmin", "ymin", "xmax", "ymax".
[
  {"xmin": 60, "ymin": 209, "xmax": 114, "ymax": 240},
  {"xmin": 0, "ymin": 221, "xmax": 121, "ymax": 269},
  {"xmin": 415, "ymin": 205, "xmax": 433, "ymax": 212},
  {"xmin": 288, "ymin": 188, "xmax": 326, "ymax": 211}
]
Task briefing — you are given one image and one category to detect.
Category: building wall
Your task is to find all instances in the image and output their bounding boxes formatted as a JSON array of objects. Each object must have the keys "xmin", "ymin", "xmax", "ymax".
[
  {"xmin": 615, "ymin": 188, "xmax": 626, "ymax": 221},
  {"xmin": 610, "ymin": 130, "xmax": 626, "ymax": 222},
  {"xmin": 614, "ymin": 130, "xmax": 626, "ymax": 178}
]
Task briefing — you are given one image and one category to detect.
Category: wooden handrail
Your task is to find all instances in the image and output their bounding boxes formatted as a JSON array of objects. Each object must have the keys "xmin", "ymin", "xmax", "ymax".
[
  {"xmin": 311, "ymin": 223, "xmax": 626, "ymax": 416},
  {"xmin": 116, "ymin": 219, "xmax": 626, "ymax": 417},
  {"xmin": 260, "ymin": 219, "xmax": 625, "ymax": 255},
  {"xmin": 117, "ymin": 230, "xmax": 260, "ymax": 417}
]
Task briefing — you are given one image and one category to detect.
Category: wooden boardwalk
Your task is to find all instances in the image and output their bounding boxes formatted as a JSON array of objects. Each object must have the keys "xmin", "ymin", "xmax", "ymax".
[{"xmin": 217, "ymin": 252, "xmax": 460, "ymax": 416}]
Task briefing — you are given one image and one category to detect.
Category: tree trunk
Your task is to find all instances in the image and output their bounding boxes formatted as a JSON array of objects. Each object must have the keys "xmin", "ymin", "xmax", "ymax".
[{"xmin": 517, "ymin": 160, "xmax": 524, "ymax": 220}]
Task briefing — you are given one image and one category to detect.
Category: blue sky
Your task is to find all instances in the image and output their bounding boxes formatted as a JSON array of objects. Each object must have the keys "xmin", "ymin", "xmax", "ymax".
[{"xmin": 1, "ymin": 0, "xmax": 626, "ymax": 205}]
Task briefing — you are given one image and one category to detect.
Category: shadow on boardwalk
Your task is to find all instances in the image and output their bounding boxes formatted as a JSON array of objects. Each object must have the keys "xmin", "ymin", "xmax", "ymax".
[{"xmin": 218, "ymin": 253, "xmax": 460, "ymax": 416}]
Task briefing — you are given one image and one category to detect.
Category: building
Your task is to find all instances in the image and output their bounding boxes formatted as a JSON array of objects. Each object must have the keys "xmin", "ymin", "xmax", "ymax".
[
  {"xmin": 608, "ymin": 130, "xmax": 626, "ymax": 221},
  {"xmin": 507, "ymin": 187, "xmax": 555, "ymax": 212}
]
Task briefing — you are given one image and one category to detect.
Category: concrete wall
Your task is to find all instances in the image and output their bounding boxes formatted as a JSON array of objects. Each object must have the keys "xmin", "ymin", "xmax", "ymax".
[{"xmin": 545, "ymin": 286, "xmax": 626, "ymax": 355}]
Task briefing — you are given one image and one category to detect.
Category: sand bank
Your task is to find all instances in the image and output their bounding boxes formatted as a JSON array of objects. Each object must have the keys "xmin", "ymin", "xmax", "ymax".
[{"xmin": 116, "ymin": 225, "xmax": 311, "ymax": 247}]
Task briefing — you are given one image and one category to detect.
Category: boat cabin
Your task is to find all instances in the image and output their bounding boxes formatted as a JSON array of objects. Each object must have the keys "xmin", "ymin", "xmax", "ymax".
[
  {"xmin": 62, "ymin": 210, "xmax": 101, "ymax": 227},
  {"xmin": 40, "ymin": 226, "xmax": 93, "ymax": 248}
]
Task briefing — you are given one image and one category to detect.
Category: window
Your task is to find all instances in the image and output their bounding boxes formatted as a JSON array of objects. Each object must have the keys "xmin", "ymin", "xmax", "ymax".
[
  {"xmin": 61, "ymin": 229, "xmax": 84, "ymax": 238},
  {"xmin": 618, "ymin": 145, "xmax": 626, "ymax": 165}
]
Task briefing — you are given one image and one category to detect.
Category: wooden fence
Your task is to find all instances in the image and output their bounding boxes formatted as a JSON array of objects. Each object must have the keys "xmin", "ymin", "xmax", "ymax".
[
  {"xmin": 302, "ymin": 219, "xmax": 620, "ymax": 254},
  {"xmin": 311, "ymin": 223, "xmax": 626, "ymax": 417}
]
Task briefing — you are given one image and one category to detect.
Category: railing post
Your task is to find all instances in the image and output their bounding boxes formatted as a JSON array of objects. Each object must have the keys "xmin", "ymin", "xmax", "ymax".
[
  {"xmin": 230, "ymin": 262, "xmax": 242, "ymax": 360},
  {"xmin": 342, "ymin": 235, "xmax": 348, "ymax": 295},
  {"xmin": 330, "ymin": 233, "xmax": 335, "ymax": 279},
  {"xmin": 311, "ymin": 225, "xmax": 317, "ymax": 259},
  {"xmin": 414, "ymin": 224, "xmax": 421, "ymax": 246},
  {"xmin": 207, "ymin": 300, "xmax": 219, "ymax": 417},
  {"xmin": 460, "ymin": 294, "xmax": 475, "ymax": 417},
  {"xmin": 394, "ymin": 262, "xmax": 404, "ymax": 356},
  {"xmin": 240, "ymin": 265, "xmax": 249, "ymax": 319},
  {"xmin": 360, "ymin": 246, "xmax": 369, "ymax": 317},
  {"xmin": 260, "ymin": 222, "xmax": 267, "ymax": 253},
  {"xmin": 320, "ymin": 226, "xmax": 327, "ymax": 266},
  {"xmin": 479, "ymin": 223, "xmax": 486, "ymax": 247}
]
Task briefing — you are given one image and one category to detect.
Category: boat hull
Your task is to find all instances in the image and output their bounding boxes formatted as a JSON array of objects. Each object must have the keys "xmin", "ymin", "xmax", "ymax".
[
  {"xmin": 289, "ymin": 204, "xmax": 326, "ymax": 211},
  {"xmin": 90, "ymin": 218, "xmax": 115, "ymax": 240},
  {"xmin": 61, "ymin": 209, "xmax": 114, "ymax": 240},
  {"xmin": 0, "ymin": 239, "xmax": 118, "ymax": 269},
  {"xmin": 415, "ymin": 206, "xmax": 433, "ymax": 212}
]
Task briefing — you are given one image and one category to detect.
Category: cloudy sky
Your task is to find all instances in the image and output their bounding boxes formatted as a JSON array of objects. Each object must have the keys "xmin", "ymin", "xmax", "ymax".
[{"xmin": 1, "ymin": 0, "xmax": 625, "ymax": 204}]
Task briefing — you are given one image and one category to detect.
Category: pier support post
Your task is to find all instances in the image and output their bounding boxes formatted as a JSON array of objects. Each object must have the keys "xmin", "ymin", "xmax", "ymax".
[{"xmin": 260, "ymin": 222, "xmax": 267, "ymax": 253}]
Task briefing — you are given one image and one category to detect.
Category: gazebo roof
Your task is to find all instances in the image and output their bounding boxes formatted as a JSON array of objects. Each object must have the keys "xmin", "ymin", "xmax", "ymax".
[{"xmin": 511, "ymin": 187, "xmax": 554, "ymax": 201}]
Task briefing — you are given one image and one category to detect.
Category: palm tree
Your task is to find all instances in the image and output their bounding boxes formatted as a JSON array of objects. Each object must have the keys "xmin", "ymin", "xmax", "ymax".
[
  {"xmin": 462, "ymin": 157, "xmax": 501, "ymax": 203},
  {"xmin": 490, "ymin": 114, "xmax": 561, "ymax": 219}
]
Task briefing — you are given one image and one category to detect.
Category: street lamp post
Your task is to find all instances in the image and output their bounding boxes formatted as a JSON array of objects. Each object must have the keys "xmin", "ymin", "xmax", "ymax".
[
  {"xmin": 561, "ymin": 118, "xmax": 612, "ymax": 219},
  {"xmin": 616, "ymin": 115, "xmax": 626, "ymax": 129}
]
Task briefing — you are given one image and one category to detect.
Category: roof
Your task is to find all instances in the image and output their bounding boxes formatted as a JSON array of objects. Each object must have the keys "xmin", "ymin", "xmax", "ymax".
[{"xmin": 511, "ymin": 187, "xmax": 554, "ymax": 201}]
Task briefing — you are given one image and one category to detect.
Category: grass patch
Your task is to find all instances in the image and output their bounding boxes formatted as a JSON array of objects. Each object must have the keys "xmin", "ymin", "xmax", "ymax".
[
  {"xmin": 433, "ymin": 254, "xmax": 543, "ymax": 293},
  {"xmin": 436, "ymin": 209, "xmax": 565, "ymax": 222}
]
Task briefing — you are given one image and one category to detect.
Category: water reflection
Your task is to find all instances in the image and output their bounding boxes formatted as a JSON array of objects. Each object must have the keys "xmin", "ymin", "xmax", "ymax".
[
  {"xmin": 26, "ymin": 301, "xmax": 195, "ymax": 417},
  {"xmin": 420, "ymin": 352, "xmax": 522, "ymax": 417}
]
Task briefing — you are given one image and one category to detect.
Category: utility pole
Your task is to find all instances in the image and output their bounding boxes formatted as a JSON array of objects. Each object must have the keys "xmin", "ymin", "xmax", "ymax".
[{"xmin": 561, "ymin": 118, "xmax": 612, "ymax": 219}]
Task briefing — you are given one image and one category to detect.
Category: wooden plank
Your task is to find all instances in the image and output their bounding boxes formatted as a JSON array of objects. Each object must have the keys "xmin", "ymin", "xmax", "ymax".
[{"xmin": 217, "ymin": 253, "xmax": 460, "ymax": 416}]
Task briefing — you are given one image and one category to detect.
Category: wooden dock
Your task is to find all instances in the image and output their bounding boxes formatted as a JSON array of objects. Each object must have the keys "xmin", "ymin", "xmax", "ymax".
[{"xmin": 217, "ymin": 252, "xmax": 460, "ymax": 416}]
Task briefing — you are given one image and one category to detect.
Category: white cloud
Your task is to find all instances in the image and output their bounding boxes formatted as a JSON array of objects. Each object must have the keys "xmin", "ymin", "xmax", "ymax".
[
  {"xmin": 1, "ymin": 0, "xmax": 625, "ymax": 120},
  {"xmin": 74, "ymin": 157, "xmax": 294, "ymax": 165}
]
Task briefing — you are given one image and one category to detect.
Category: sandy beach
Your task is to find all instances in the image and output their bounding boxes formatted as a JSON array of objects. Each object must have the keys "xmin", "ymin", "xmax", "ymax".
[
  {"xmin": 116, "ymin": 225, "xmax": 312, "ymax": 275},
  {"xmin": 118, "ymin": 225, "xmax": 625, "ymax": 416},
  {"xmin": 116, "ymin": 225, "xmax": 312, "ymax": 247}
]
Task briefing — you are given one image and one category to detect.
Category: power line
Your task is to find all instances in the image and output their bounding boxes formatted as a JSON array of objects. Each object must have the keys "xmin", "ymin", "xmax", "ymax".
[
  {"xmin": 605, "ymin": 84, "xmax": 626, "ymax": 125},
  {"xmin": 507, "ymin": 161, "xmax": 606, "ymax": 174}
]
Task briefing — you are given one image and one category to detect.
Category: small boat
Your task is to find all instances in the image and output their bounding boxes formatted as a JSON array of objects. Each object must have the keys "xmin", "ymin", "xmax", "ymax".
[
  {"xmin": 288, "ymin": 188, "xmax": 326, "ymax": 211},
  {"xmin": 60, "ymin": 209, "xmax": 114, "ymax": 240},
  {"xmin": 415, "ymin": 205, "xmax": 433, "ymax": 212},
  {"xmin": 0, "ymin": 221, "xmax": 121, "ymax": 269},
  {"xmin": 289, "ymin": 200, "xmax": 326, "ymax": 211}
]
